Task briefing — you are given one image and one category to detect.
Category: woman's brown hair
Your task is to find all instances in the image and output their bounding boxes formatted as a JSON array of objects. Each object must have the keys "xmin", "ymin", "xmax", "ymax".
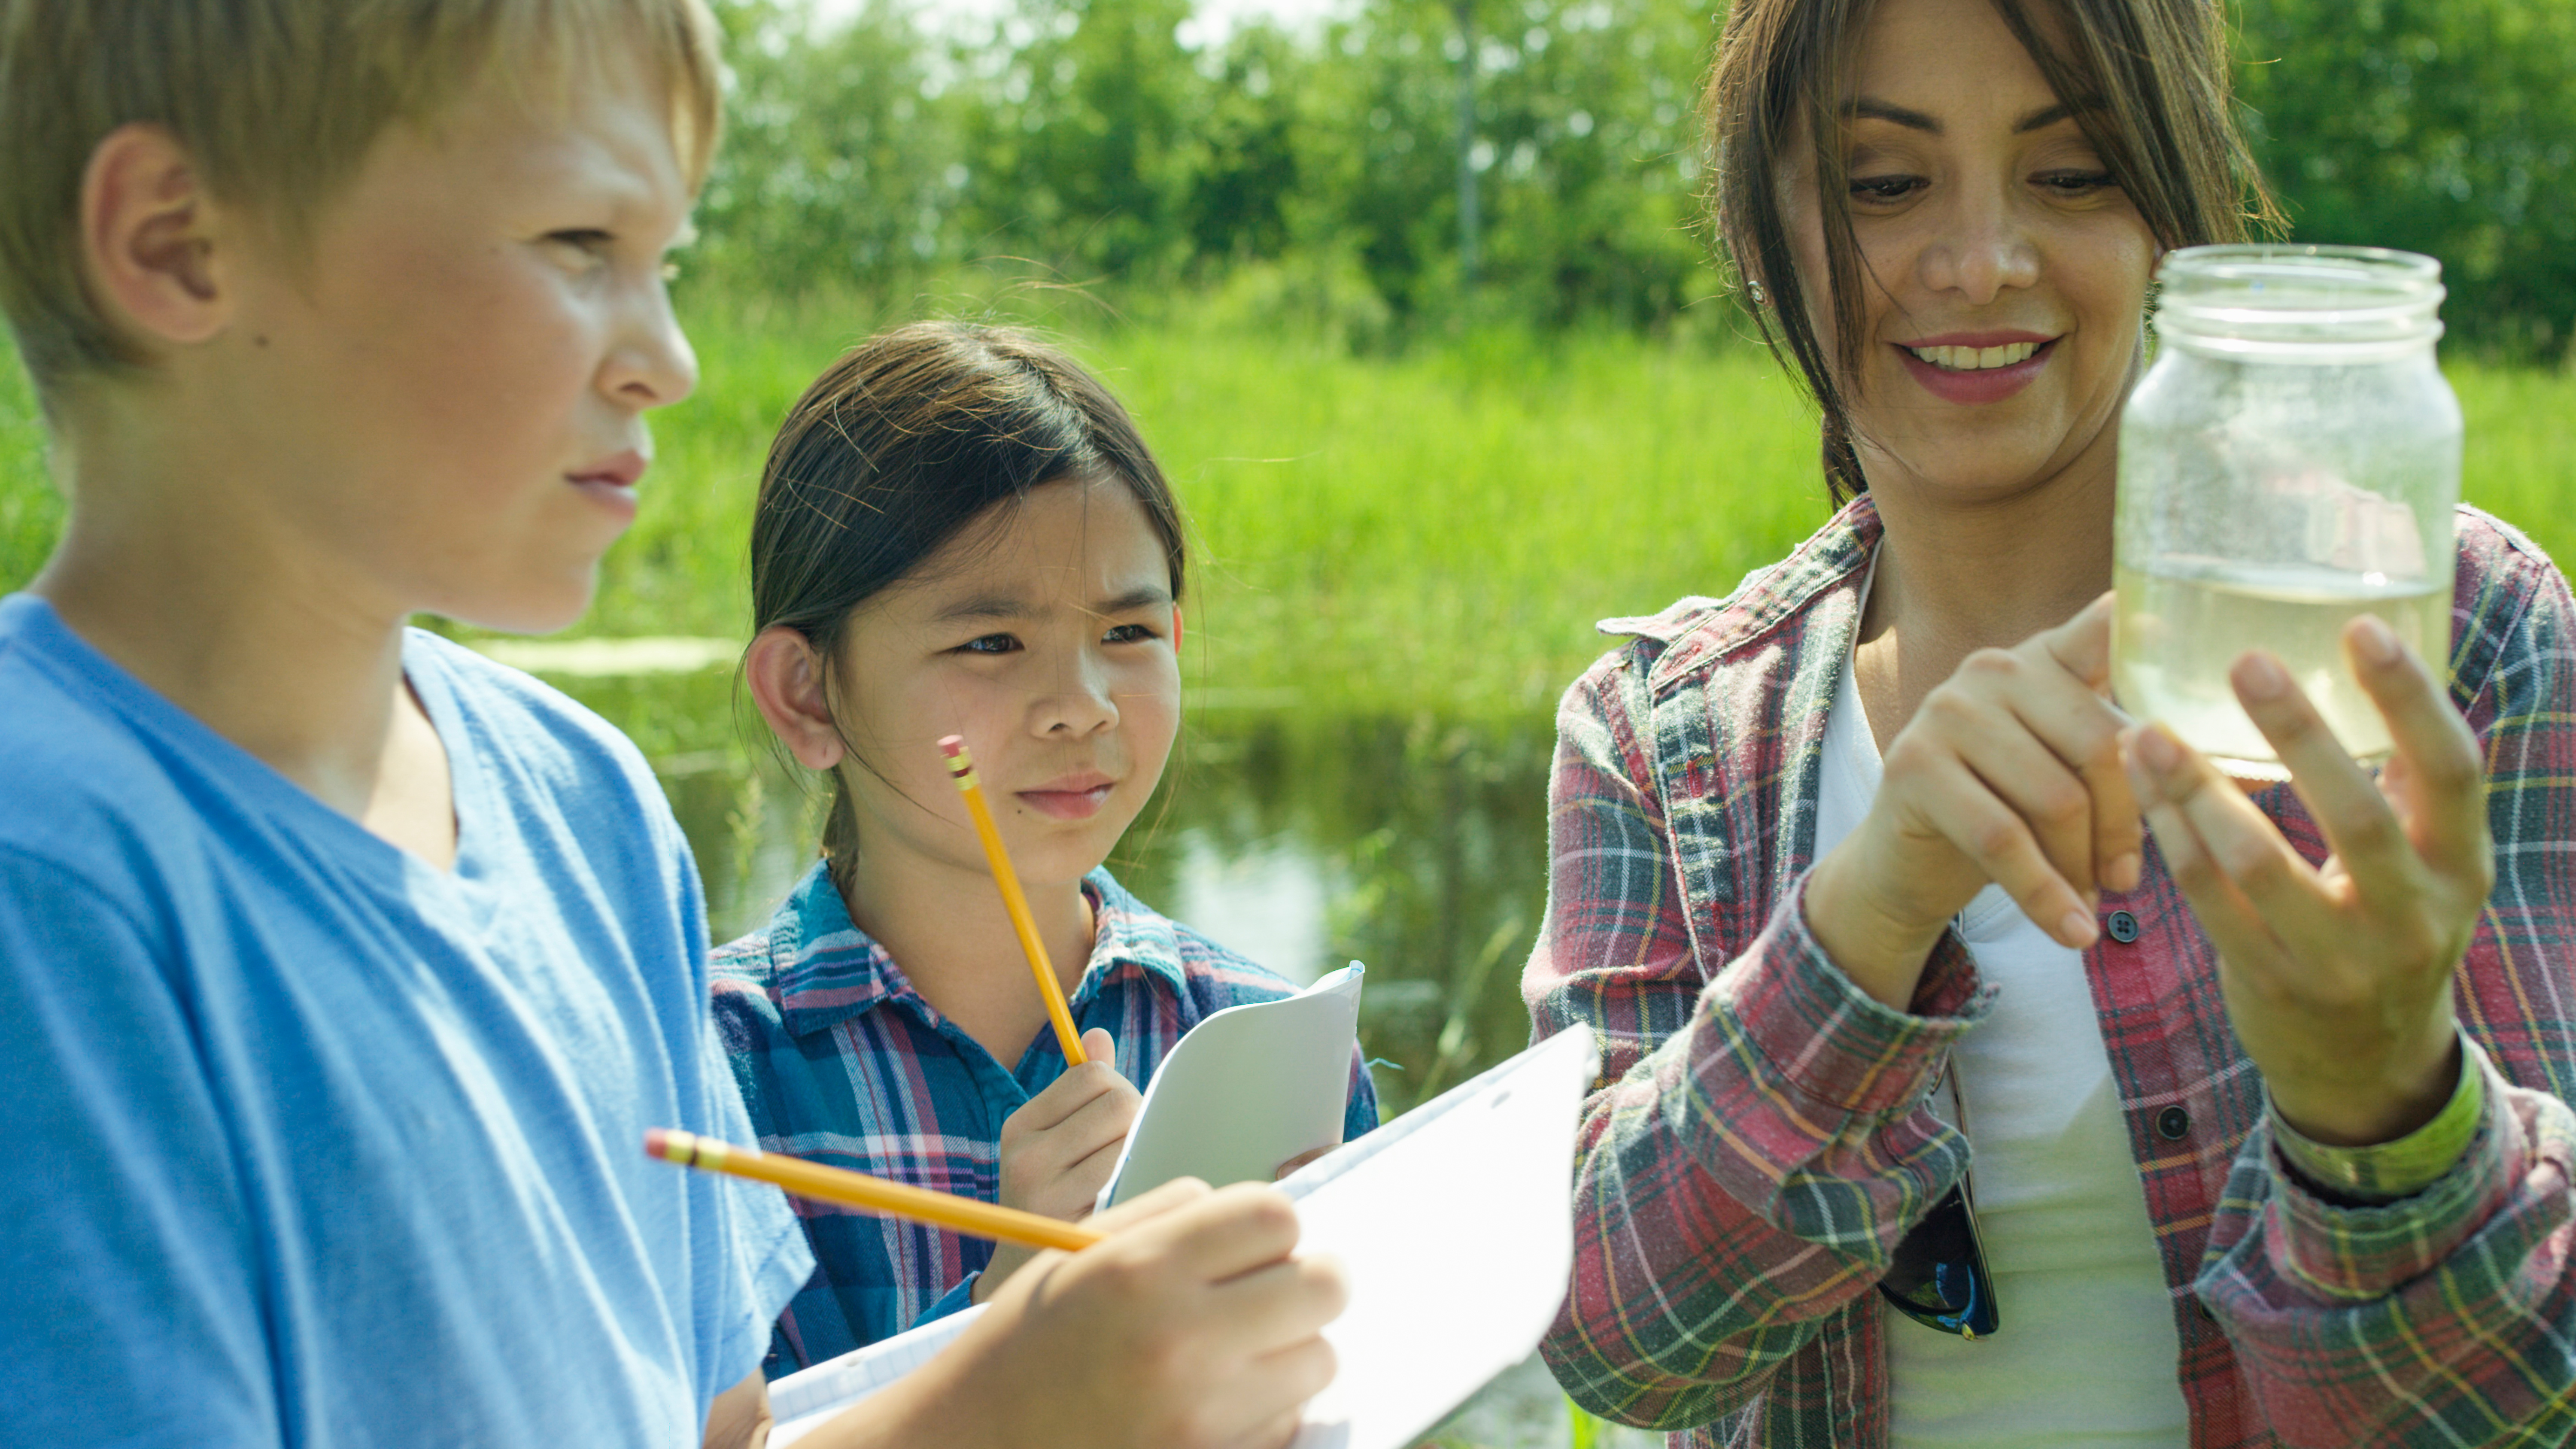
[
  {"xmin": 1703, "ymin": 0, "xmax": 2283, "ymax": 501},
  {"xmin": 748, "ymin": 321, "xmax": 1186, "ymax": 871}
]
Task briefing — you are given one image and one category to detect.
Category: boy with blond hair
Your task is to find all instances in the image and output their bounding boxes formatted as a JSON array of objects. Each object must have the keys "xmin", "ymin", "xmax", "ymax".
[{"xmin": 0, "ymin": 4, "xmax": 1341, "ymax": 1446}]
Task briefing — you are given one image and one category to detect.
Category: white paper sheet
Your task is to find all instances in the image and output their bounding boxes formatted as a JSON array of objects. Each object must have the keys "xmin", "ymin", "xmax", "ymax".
[
  {"xmin": 1100, "ymin": 961, "xmax": 1366, "ymax": 1210},
  {"xmin": 769, "ymin": 1029, "xmax": 1601, "ymax": 1449}
]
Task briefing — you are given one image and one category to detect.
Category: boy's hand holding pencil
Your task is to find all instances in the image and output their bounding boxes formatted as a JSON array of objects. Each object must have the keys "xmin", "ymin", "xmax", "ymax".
[{"xmin": 854, "ymin": 1179, "xmax": 1346, "ymax": 1449}]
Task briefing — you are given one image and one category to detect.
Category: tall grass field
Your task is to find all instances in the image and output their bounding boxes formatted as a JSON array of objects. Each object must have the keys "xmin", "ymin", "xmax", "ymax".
[{"xmin": 3, "ymin": 300, "xmax": 2569, "ymax": 719}]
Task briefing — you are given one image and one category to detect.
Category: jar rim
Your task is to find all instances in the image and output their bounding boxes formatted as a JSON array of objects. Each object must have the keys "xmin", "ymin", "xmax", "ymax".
[{"xmin": 2154, "ymin": 244, "xmax": 2444, "ymax": 356}]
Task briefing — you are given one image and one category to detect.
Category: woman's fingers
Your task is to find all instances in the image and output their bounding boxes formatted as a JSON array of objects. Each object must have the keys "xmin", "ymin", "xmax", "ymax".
[
  {"xmin": 2347, "ymin": 616, "xmax": 2491, "ymax": 881},
  {"xmin": 2125, "ymin": 723, "xmax": 2331, "ymax": 951},
  {"xmin": 1945, "ymin": 702, "xmax": 2102, "ymax": 903},
  {"xmin": 1938, "ymin": 632, "xmax": 2142, "ymax": 902},
  {"xmin": 1905, "ymin": 746, "xmax": 2099, "ymax": 948},
  {"xmin": 2226, "ymin": 649, "xmax": 2416, "ymax": 898},
  {"xmin": 2038, "ymin": 591, "xmax": 2118, "ymax": 690}
]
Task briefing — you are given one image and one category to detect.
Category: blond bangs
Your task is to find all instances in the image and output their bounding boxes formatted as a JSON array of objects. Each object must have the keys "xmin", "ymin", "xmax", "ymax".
[{"xmin": 0, "ymin": 0, "xmax": 724, "ymax": 397}]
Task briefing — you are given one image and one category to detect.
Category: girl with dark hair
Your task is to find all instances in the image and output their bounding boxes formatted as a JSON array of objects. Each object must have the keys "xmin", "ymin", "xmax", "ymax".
[
  {"xmin": 717, "ymin": 321, "xmax": 1377, "ymax": 1375},
  {"xmin": 1523, "ymin": 0, "xmax": 2576, "ymax": 1445}
]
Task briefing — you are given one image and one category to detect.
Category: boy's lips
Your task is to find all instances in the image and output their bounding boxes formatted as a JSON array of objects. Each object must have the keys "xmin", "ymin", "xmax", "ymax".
[
  {"xmin": 1017, "ymin": 773, "xmax": 1118, "ymax": 821},
  {"xmin": 568, "ymin": 450, "xmax": 650, "ymax": 519}
]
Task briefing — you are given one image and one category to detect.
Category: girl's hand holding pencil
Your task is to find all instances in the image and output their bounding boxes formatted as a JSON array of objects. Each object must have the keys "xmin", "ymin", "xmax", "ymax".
[{"xmin": 978, "ymin": 1025, "xmax": 1143, "ymax": 1302}]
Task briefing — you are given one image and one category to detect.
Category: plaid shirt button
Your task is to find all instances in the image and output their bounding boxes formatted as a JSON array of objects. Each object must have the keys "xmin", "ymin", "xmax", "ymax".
[
  {"xmin": 2157, "ymin": 1105, "xmax": 2191, "ymax": 1141},
  {"xmin": 2107, "ymin": 909, "xmax": 2140, "ymax": 943}
]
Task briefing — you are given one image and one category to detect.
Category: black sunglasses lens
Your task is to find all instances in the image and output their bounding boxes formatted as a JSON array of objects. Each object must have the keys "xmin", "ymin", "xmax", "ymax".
[{"xmin": 1877, "ymin": 1186, "xmax": 2000, "ymax": 1338}]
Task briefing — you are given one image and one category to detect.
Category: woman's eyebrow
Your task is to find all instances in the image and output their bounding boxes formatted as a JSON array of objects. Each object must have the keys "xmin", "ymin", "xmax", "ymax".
[
  {"xmin": 1840, "ymin": 97, "xmax": 2095, "ymax": 136},
  {"xmin": 1844, "ymin": 97, "xmax": 1940, "ymax": 132},
  {"xmin": 2013, "ymin": 100, "xmax": 2092, "ymax": 134}
]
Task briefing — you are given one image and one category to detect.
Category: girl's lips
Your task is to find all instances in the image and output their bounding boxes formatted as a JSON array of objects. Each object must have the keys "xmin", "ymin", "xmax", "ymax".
[
  {"xmin": 1895, "ymin": 336, "xmax": 2059, "ymax": 405},
  {"xmin": 1018, "ymin": 784, "xmax": 1115, "ymax": 821}
]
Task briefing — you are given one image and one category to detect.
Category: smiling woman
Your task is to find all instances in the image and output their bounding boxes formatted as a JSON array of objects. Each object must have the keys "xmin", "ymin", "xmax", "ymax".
[
  {"xmin": 1712, "ymin": 0, "xmax": 2272, "ymax": 501},
  {"xmin": 1524, "ymin": 0, "xmax": 2576, "ymax": 1446}
]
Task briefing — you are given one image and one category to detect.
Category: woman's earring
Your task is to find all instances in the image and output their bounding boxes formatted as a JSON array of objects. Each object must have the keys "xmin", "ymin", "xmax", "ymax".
[{"xmin": 1746, "ymin": 278, "xmax": 1769, "ymax": 307}]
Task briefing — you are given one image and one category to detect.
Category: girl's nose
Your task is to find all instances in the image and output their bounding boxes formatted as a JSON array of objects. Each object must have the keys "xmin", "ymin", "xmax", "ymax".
[
  {"xmin": 1033, "ymin": 652, "xmax": 1121, "ymax": 739},
  {"xmin": 1917, "ymin": 192, "xmax": 2041, "ymax": 305}
]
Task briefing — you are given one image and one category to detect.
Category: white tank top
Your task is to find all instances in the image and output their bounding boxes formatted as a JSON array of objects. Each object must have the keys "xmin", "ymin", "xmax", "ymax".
[{"xmin": 1813, "ymin": 594, "xmax": 2191, "ymax": 1447}]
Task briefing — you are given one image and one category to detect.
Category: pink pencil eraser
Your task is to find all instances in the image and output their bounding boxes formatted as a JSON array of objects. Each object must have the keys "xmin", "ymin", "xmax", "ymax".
[
  {"xmin": 644, "ymin": 1127, "xmax": 671, "ymax": 1160},
  {"xmin": 938, "ymin": 735, "xmax": 966, "ymax": 759}
]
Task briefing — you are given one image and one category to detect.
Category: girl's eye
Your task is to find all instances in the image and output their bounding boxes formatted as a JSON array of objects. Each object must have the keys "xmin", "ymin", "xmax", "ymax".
[
  {"xmin": 2037, "ymin": 170, "xmax": 2120, "ymax": 195},
  {"xmin": 1849, "ymin": 174, "xmax": 1925, "ymax": 203},
  {"xmin": 1103, "ymin": 623, "xmax": 1161, "ymax": 645},
  {"xmin": 956, "ymin": 633, "xmax": 1021, "ymax": 656}
]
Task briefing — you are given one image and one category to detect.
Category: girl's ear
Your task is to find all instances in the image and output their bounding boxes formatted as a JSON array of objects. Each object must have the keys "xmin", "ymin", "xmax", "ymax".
[
  {"xmin": 744, "ymin": 625, "xmax": 844, "ymax": 771},
  {"xmin": 1171, "ymin": 604, "xmax": 1184, "ymax": 655}
]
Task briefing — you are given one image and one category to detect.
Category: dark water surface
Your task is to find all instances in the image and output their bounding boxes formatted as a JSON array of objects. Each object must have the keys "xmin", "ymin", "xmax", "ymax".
[{"xmin": 547, "ymin": 665, "xmax": 1561, "ymax": 1120}]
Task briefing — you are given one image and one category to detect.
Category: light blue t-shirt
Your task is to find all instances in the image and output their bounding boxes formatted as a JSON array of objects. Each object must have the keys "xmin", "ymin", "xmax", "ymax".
[{"xmin": 0, "ymin": 595, "xmax": 813, "ymax": 1446}]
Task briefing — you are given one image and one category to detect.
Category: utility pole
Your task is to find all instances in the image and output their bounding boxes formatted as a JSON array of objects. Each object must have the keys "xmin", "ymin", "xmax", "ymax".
[{"xmin": 1453, "ymin": 0, "xmax": 1479, "ymax": 288}]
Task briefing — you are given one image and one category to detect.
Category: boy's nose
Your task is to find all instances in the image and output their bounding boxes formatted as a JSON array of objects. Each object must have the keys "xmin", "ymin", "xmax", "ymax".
[{"xmin": 604, "ymin": 289, "xmax": 699, "ymax": 410}]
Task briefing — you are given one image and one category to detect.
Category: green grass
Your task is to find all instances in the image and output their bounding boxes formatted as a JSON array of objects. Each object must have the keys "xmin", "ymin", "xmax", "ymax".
[{"xmin": 3, "ymin": 303, "xmax": 2570, "ymax": 719}]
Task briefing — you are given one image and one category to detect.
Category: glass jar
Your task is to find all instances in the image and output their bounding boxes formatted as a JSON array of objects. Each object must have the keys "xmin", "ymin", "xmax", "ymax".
[{"xmin": 2112, "ymin": 245, "xmax": 2461, "ymax": 778}]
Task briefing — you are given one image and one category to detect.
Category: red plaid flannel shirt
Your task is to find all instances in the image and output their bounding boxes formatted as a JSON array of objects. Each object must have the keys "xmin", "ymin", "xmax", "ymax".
[{"xmin": 1524, "ymin": 495, "xmax": 2576, "ymax": 1447}]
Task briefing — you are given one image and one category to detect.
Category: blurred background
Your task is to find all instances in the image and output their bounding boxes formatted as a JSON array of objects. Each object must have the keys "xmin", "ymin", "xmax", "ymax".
[{"xmin": 1, "ymin": 5, "xmax": 2570, "ymax": 1438}]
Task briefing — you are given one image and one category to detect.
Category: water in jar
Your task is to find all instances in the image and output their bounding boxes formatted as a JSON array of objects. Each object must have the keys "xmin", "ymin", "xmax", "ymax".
[{"xmin": 2114, "ymin": 556, "xmax": 2446, "ymax": 777}]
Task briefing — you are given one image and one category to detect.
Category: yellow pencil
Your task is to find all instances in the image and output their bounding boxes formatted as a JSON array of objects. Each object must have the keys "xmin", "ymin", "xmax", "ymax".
[
  {"xmin": 939, "ymin": 734, "xmax": 1089, "ymax": 1066},
  {"xmin": 647, "ymin": 1128, "xmax": 1104, "ymax": 1253}
]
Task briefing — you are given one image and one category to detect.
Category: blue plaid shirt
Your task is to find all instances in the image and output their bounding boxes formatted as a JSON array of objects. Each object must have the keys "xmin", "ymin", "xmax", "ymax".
[{"xmin": 712, "ymin": 860, "xmax": 1379, "ymax": 1376}]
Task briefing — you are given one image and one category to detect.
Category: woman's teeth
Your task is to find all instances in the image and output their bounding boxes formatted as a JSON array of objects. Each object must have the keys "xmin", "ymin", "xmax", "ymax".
[{"xmin": 1905, "ymin": 340, "xmax": 2043, "ymax": 371}]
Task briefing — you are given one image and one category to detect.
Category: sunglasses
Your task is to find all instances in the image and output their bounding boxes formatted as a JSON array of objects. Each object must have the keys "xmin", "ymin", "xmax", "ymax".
[{"xmin": 1877, "ymin": 1068, "xmax": 2000, "ymax": 1339}]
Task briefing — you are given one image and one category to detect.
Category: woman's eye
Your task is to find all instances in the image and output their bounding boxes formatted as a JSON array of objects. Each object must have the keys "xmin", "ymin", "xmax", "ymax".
[
  {"xmin": 1103, "ymin": 623, "xmax": 1161, "ymax": 645},
  {"xmin": 1849, "ymin": 174, "xmax": 1924, "ymax": 203},
  {"xmin": 2037, "ymin": 170, "xmax": 2120, "ymax": 195},
  {"xmin": 956, "ymin": 633, "xmax": 1021, "ymax": 656}
]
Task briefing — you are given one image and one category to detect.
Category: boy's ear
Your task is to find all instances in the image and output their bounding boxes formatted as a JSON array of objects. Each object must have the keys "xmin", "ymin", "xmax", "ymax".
[
  {"xmin": 80, "ymin": 123, "xmax": 232, "ymax": 349},
  {"xmin": 745, "ymin": 626, "xmax": 845, "ymax": 772}
]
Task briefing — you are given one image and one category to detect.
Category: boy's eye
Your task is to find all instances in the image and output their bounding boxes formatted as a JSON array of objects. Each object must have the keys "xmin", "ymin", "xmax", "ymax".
[
  {"xmin": 955, "ymin": 633, "xmax": 1021, "ymax": 656},
  {"xmin": 1103, "ymin": 623, "xmax": 1162, "ymax": 645},
  {"xmin": 544, "ymin": 229, "xmax": 615, "ymax": 259},
  {"xmin": 1849, "ymin": 174, "xmax": 1925, "ymax": 203}
]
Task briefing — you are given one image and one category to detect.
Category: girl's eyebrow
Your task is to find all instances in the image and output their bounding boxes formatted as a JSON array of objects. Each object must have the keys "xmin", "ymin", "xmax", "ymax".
[
  {"xmin": 1096, "ymin": 586, "xmax": 1175, "ymax": 614},
  {"xmin": 933, "ymin": 585, "xmax": 1173, "ymax": 624},
  {"xmin": 932, "ymin": 594, "xmax": 1033, "ymax": 624}
]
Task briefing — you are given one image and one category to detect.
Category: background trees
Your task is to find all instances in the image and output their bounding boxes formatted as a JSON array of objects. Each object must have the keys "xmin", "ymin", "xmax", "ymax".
[{"xmin": 696, "ymin": 0, "xmax": 2576, "ymax": 362}]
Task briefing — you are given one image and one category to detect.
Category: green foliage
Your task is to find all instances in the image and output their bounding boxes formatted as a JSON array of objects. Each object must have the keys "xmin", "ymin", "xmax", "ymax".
[
  {"xmin": 689, "ymin": 0, "xmax": 2576, "ymax": 356},
  {"xmin": 2238, "ymin": 0, "xmax": 2576, "ymax": 361},
  {"xmin": 0, "ymin": 348, "xmax": 54, "ymax": 592},
  {"xmin": 697, "ymin": 0, "xmax": 1725, "ymax": 334}
]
